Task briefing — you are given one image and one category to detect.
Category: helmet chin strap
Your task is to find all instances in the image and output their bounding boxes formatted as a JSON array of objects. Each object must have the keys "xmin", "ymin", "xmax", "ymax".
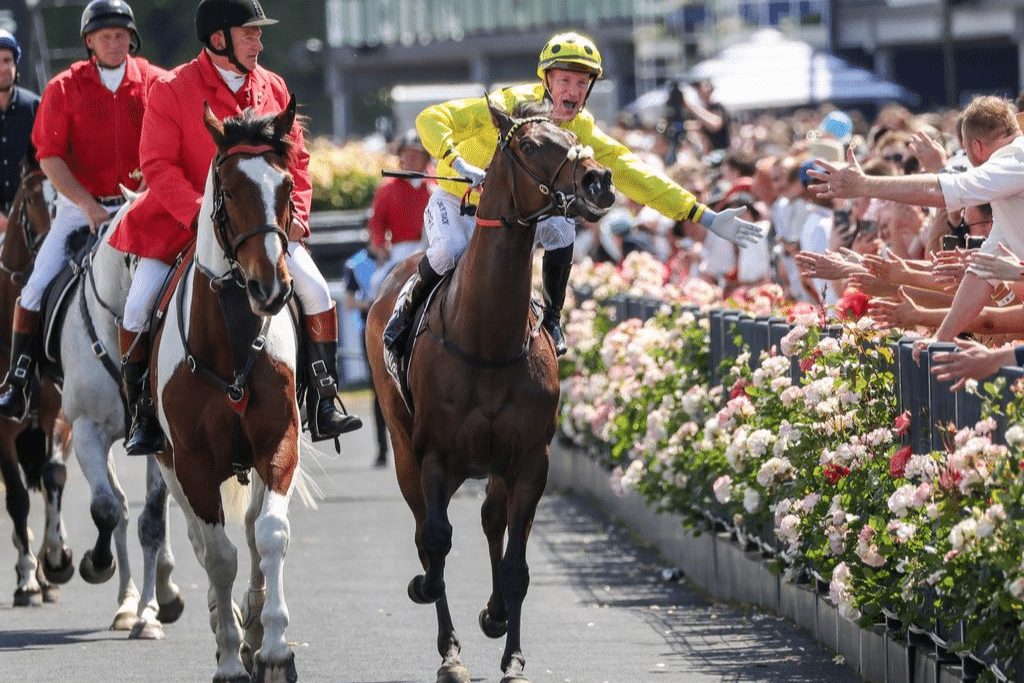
[{"xmin": 210, "ymin": 30, "xmax": 250, "ymax": 75}]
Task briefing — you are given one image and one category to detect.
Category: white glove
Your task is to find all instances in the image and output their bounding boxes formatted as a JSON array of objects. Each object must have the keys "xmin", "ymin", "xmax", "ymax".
[
  {"xmin": 452, "ymin": 157, "xmax": 486, "ymax": 189},
  {"xmin": 698, "ymin": 206, "xmax": 763, "ymax": 248}
]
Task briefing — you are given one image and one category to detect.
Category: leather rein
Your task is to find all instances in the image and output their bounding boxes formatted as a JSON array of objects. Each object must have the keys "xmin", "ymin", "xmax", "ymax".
[
  {"xmin": 179, "ymin": 143, "xmax": 294, "ymax": 416},
  {"xmin": 0, "ymin": 169, "xmax": 48, "ymax": 285},
  {"xmin": 428, "ymin": 116, "xmax": 585, "ymax": 368}
]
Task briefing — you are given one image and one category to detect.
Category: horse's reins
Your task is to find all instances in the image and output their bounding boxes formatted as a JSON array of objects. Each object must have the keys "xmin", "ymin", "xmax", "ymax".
[
  {"xmin": 491, "ymin": 116, "xmax": 595, "ymax": 226},
  {"xmin": 210, "ymin": 143, "xmax": 293, "ymax": 294},
  {"xmin": 0, "ymin": 169, "xmax": 48, "ymax": 284},
  {"xmin": 181, "ymin": 142, "xmax": 292, "ymax": 415},
  {"xmin": 423, "ymin": 115, "xmax": 578, "ymax": 368}
]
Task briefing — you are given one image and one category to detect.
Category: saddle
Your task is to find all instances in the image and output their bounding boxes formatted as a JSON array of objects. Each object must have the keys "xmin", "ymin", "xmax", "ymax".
[
  {"xmin": 385, "ymin": 274, "xmax": 448, "ymax": 413},
  {"xmin": 38, "ymin": 227, "xmax": 102, "ymax": 385}
]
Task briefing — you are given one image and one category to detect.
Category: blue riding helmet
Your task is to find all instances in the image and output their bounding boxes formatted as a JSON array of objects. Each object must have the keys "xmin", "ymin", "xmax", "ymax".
[{"xmin": 0, "ymin": 29, "xmax": 21, "ymax": 64}]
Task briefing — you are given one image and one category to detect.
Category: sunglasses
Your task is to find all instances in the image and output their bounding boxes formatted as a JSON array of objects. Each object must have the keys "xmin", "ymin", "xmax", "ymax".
[{"xmin": 882, "ymin": 153, "xmax": 904, "ymax": 163}]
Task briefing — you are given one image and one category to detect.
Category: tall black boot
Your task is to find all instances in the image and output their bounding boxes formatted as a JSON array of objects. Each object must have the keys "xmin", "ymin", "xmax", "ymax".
[
  {"xmin": 305, "ymin": 308, "xmax": 362, "ymax": 441},
  {"xmin": 0, "ymin": 302, "xmax": 39, "ymax": 421},
  {"xmin": 383, "ymin": 256, "xmax": 442, "ymax": 353},
  {"xmin": 541, "ymin": 245, "xmax": 574, "ymax": 357},
  {"xmin": 119, "ymin": 326, "xmax": 167, "ymax": 456}
]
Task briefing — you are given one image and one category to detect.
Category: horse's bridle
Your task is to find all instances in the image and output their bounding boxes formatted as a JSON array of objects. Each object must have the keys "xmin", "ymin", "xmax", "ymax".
[
  {"xmin": 497, "ymin": 116, "xmax": 595, "ymax": 226},
  {"xmin": 0, "ymin": 169, "xmax": 48, "ymax": 284},
  {"xmin": 210, "ymin": 143, "xmax": 292, "ymax": 289}
]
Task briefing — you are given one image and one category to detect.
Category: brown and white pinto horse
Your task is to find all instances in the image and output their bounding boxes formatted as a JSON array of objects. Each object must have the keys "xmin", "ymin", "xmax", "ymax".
[
  {"xmin": 0, "ymin": 154, "xmax": 74, "ymax": 606},
  {"xmin": 151, "ymin": 100, "xmax": 301, "ymax": 683},
  {"xmin": 366, "ymin": 98, "xmax": 614, "ymax": 683}
]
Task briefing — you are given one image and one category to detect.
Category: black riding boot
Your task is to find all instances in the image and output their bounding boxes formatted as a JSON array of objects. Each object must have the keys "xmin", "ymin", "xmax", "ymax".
[
  {"xmin": 119, "ymin": 326, "xmax": 167, "ymax": 456},
  {"xmin": 541, "ymin": 245, "xmax": 574, "ymax": 357},
  {"xmin": 0, "ymin": 302, "xmax": 38, "ymax": 421},
  {"xmin": 305, "ymin": 308, "xmax": 362, "ymax": 441},
  {"xmin": 383, "ymin": 257, "xmax": 442, "ymax": 354}
]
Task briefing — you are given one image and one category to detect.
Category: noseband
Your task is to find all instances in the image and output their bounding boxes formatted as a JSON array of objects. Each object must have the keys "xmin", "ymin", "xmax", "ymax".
[
  {"xmin": 211, "ymin": 144, "xmax": 291, "ymax": 286},
  {"xmin": 0, "ymin": 169, "xmax": 48, "ymax": 284},
  {"xmin": 498, "ymin": 117, "xmax": 595, "ymax": 225}
]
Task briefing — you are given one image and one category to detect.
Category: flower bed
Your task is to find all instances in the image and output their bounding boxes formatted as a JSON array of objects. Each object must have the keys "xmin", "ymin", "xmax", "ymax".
[{"xmin": 560, "ymin": 251, "xmax": 1024, "ymax": 682}]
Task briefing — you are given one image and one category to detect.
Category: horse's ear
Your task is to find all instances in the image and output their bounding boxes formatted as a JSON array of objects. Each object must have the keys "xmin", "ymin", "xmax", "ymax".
[
  {"xmin": 485, "ymin": 93, "xmax": 513, "ymax": 141},
  {"xmin": 273, "ymin": 94, "xmax": 297, "ymax": 139},
  {"xmin": 203, "ymin": 101, "xmax": 224, "ymax": 147}
]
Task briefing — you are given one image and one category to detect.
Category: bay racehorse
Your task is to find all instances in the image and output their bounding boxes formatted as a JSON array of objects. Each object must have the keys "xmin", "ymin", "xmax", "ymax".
[
  {"xmin": 151, "ymin": 99, "xmax": 304, "ymax": 683},
  {"xmin": 0, "ymin": 152, "xmax": 74, "ymax": 606},
  {"xmin": 47, "ymin": 198, "xmax": 182, "ymax": 637},
  {"xmin": 366, "ymin": 98, "xmax": 614, "ymax": 683}
]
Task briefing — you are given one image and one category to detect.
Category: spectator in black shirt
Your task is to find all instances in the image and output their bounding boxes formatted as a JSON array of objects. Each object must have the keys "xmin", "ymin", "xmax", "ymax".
[
  {"xmin": 684, "ymin": 78, "xmax": 730, "ymax": 153},
  {"xmin": 0, "ymin": 29, "xmax": 40, "ymax": 227}
]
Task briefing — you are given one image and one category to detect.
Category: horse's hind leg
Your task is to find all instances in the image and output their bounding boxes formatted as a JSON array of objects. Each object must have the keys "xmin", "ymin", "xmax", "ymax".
[
  {"xmin": 241, "ymin": 478, "xmax": 267, "ymax": 674},
  {"xmin": 496, "ymin": 456, "xmax": 548, "ymax": 683},
  {"xmin": 36, "ymin": 433, "xmax": 74, "ymax": 593},
  {"xmin": 131, "ymin": 455, "xmax": 182, "ymax": 640},
  {"xmin": 2, "ymin": 451, "xmax": 41, "ymax": 606},
  {"xmin": 479, "ymin": 478, "xmax": 509, "ymax": 638}
]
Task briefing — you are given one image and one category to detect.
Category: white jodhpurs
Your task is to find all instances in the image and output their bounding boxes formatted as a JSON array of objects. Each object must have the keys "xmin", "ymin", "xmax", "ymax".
[
  {"xmin": 287, "ymin": 242, "xmax": 333, "ymax": 316},
  {"xmin": 21, "ymin": 193, "xmax": 122, "ymax": 311},
  {"xmin": 123, "ymin": 257, "xmax": 172, "ymax": 333},
  {"xmin": 422, "ymin": 187, "xmax": 576, "ymax": 275},
  {"xmin": 122, "ymin": 243, "xmax": 334, "ymax": 334}
]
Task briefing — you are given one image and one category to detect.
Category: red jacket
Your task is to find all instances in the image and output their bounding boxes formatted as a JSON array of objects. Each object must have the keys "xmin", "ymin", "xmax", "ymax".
[
  {"xmin": 110, "ymin": 51, "xmax": 311, "ymax": 263},
  {"xmin": 32, "ymin": 55, "xmax": 167, "ymax": 198},
  {"xmin": 368, "ymin": 177, "xmax": 431, "ymax": 249}
]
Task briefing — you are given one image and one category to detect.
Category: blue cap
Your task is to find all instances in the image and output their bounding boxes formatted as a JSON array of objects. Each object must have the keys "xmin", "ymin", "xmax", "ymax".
[
  {"xmin": 0, "ymin": 29, "xmax": 21, "ymax": 64},
  {"xmin": 798, "ymin": 159, "xmax": 824, "ymax": 187},
  {"xmin": 820, "ymin": 111, "xmax": 853, "ymax": 144}
]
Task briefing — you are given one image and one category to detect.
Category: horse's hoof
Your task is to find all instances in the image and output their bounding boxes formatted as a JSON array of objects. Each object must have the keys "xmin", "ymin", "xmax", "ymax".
[
  {"xmin": 110, "ymin": 609, "xmax": 140, "ymax": 631},
  {"xmin": 42, "ymin": 584, "xmax": 61, "ymax": 603},
  {"xmin": 42, "ymin": 548, "xmax": 74, "ymax": 584},
  {"xmin": 436, "ymin": 662, "xmax": 471, "ymax": 683},
  {"xmin": 79, "ymin": 550, "xmax": 116, "ymax": 584},
  {"xmin": 13, "ymin": 586, "xmax": 42, "ymax": 607},
  {"xmin": 129, "ymin": 619, "xmax": 166, "ymax": 640},
  {"xmin": 252, "ymin": 652, "xmax": 297, "ymax": 683},
  {"xmin": 407, "ymin": 574, "xmax": 437, "ymax": 604},
  {"xmin": 158, "ymin": 594, "xmax": 185, "ymax": 624},
  {"xmin": 500, "ymin": 675, "xmax": 530, "ymax": 683},
  {"xmin": 479, "ymin": 608, "xmax": 508, "ymax": 638}
]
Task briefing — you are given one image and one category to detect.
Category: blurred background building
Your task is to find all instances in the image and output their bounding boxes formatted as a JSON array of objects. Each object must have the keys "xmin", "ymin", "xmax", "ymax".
[{"xmin": 1, "ymin": 0, "xmax": 1022, "ymax": 139}]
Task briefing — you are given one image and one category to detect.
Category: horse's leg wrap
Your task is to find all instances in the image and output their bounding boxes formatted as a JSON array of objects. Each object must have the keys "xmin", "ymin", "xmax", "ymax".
[
  {"xmin": 119, "ymin": 325, "xmax": 166, "ymax": 456},
  {"xmin": 541, "ymin": 246, "xmax": 573, "ymax": 357},
  {"xmin": 305, "ymin": 307, "xmax": 362, "ymax": 441},
  {"xmin": 0, "ymin": 301, "xmax": 38, "ymax": 421}
]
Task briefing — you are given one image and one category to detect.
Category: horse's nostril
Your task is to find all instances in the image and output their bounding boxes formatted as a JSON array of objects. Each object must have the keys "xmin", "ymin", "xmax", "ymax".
[
  {"xmin": 582, "ymin": 169, "xmax": 613, "ymax": 204},
  {"xmin": 247, "ymin": 280, "xmax": 268, "ymax": 303}
]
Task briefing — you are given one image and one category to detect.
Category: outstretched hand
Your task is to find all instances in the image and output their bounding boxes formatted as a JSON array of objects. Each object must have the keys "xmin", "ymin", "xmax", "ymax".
[
  {"xmin": 806, "ymin": 148, "xmax": 864, "ymax": 199},
  {"xmin": 870, "ymin": 286, "xmax": 923, "ymax": 330},
  {"xmin": 966, "ymin": 243, "xmax": 1024, "ymax": 282},
  {"xmin": 930, "ymin": 337, "xmax": 1013, "ymax": 392},
  {"xmin": 699, "ymin": 206, "xmax": 763, "ymax": 248}
]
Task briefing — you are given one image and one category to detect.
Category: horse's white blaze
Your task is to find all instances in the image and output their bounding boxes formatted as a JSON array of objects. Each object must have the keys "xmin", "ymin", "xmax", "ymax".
[
  {"xmin": 254, "ymin": 488, "xmax": 292, "ymax": 660},
  {"xmin": 237, "ymin": 156, "xmax": 285, "ymax": 227}
]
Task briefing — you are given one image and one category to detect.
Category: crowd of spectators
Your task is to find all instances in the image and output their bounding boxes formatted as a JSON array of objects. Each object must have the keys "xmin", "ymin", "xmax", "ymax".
[{"xmin": 573, "ymin": 81, "xmax": 1024, "ymax": 384}]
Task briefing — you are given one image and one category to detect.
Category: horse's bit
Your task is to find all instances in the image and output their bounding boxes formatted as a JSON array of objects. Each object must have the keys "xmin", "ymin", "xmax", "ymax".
[{"xmin": 498, "ymin": 116, "xmax": 595, "ymax": 225}]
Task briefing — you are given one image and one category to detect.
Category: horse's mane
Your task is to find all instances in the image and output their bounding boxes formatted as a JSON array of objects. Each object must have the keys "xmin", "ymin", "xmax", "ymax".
[
  {"xmin": 511, "ymin": 99, "xmax": 553, "ymax": 121},
  {"xmin": 218, "ymin": 107, "xmax": 297, "ymax": 160}
]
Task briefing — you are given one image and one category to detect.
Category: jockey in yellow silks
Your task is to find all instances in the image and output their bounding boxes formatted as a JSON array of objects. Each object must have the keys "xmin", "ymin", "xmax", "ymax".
[{"xmin": 382, "ymin": 31, "xmax": 761, "ymax": 360}]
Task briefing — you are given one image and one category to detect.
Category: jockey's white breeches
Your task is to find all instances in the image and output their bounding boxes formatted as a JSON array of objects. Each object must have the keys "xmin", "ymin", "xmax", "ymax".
[
  {"xmin": 422, "ymin": 187, "xmax": 576, "ymax": 275},
  {"xmin": 122, "ymin": 242, "xmax": 333, "ymax": 334},
  {"xmin": 21, "ymin": 193, "xmax": 122, "ymax": 311}
]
